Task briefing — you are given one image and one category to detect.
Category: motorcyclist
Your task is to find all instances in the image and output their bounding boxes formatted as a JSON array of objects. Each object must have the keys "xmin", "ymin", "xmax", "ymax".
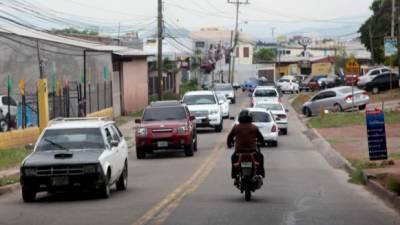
[{"xmin": 227, "ymin": 109, "xmax": 265, "ymax": 180}]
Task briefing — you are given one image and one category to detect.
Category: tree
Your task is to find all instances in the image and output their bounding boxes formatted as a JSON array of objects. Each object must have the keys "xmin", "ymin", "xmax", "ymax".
[
  {"xmin": 254, "ymin": 48, "xmax": 276, "ymax": 62},
  {"xmin": 49, "ymin": 27, "xmax": 99, "ymax": 36},
  {"xmin": 359, "ymin": 0, "xmax": 392, "ymax": 64}
]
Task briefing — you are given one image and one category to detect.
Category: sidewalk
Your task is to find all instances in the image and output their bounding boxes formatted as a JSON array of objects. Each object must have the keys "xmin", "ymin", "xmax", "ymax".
[{"xmin": 118, "ymin": 117, "xmax": 138, "ymax": 151}]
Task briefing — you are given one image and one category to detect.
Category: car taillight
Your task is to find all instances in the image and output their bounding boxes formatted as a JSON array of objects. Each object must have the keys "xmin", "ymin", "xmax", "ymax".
[
  {"xmin": 278, "ymin": 114, "xmax": 287, "ymax": 119},
  {"xmin": 345, "ymin": 95, "xmax": 352, "ymax": 103},
  {"xmin": 271, "ymin": 125, "xmax": 277, "ymax": 132}
]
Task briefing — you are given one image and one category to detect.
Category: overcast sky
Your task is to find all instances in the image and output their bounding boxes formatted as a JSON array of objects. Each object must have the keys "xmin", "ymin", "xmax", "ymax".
[{"xmin": 34, "ymin": 0, "xmax": 374, "ymax": 39}]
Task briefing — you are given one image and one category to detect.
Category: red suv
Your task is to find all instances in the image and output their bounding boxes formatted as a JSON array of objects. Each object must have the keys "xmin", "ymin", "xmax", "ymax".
[{"xmin": 135, "ymin": 101, "xmax": 197, "ymax": 159}]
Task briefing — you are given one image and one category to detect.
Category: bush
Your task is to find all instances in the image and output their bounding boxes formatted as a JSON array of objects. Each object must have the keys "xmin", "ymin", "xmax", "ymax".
[
  {"xmin": 388, "ymin": 178, "xmax": 400, "ymax": 195},
  {"xmin": 349, "ymin": 168, "xmax": 365, "ymax": 185},
  {"xmin": 181, "ymin": 79, "xmax": 199, "ymax": 95},
  {"xmin": 291, "ymin": 93, "xmax": 311, "ymax": 114}
]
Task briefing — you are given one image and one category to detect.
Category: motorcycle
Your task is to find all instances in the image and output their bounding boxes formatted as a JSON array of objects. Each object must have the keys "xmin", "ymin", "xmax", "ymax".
[{"xmin": 233, "ymin": 153, "xmax": 263, "ymax": 201}]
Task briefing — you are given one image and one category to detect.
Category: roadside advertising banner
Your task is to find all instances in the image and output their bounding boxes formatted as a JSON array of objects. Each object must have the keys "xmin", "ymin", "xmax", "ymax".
[{"xmin": 366, "ymin": 109, "xmax": 388, "ymax": 161}]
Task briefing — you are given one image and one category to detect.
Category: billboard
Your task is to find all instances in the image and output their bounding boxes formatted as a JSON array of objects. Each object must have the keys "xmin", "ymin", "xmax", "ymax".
[
  {"xmin": 366, "ymin": 109, "xmax": 388, "ymax": 161},
  {"xmin": 384, "ymin": 37, "xmax": 397, "ymax": 57}
]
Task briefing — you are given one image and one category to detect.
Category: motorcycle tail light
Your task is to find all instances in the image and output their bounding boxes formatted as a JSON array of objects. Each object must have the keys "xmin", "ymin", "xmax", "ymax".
[{"xmin": 271, "ymin": 125, "xmax": 277, "ymax": 133}]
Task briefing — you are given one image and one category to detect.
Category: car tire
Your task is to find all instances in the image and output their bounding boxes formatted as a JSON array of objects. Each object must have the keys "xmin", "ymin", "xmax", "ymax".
[
  {"xmin": 372, "ymin": 87, "xmax": 379, "ymax": 94},
  {"xmin": 22, "ymin": 186, "xmax": 36, "ymax": 202},
  {"xmin": 215, "ymin": 121, "xmax": 223, "ymax": 133},
  {"xmin": 116, "ymin": 161, "xmax": 128, "ymax": 191},
  {"xmin": 184, "ymin": 141, "xmax": 194, "ymax": 157},
  {"xmin": 136, "ymin": 147, "xmax": 146, "ymax": 159},
  {"xmin": 270, "ymin": 141, "xmax": 278, "ymax": 147},
  {"xmin": 232, "ymin": 98, "xmax": 236, "ymax": 104},
  {"xmin": 359, "ymin": 104, "xmax": 366, "ymax": 110},
  {"xmin": 0, "ymin": 120, "xmax": 8, "ymax": 132},
  {"xmin": 281, "ymin": 129, "xmax": 288, "ymax": 135},
  {"xmin": 193, "ymin": 133, "xmax": 198, "ymax": 152},
  {"xmin": 99, "ymin": 170, "xmax": 111, "ymax": 199},
  {"xmin": 333, "ymin": 103, "xmax": 343, "ymax": 112},
  {"xmin": 303, "ymin": 107, "xmax": 312, "ymax": 117}
]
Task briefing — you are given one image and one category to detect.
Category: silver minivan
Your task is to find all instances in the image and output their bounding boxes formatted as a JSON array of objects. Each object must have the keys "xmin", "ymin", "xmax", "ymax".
[{"xmin": 302, "ymin": 86, "xmax": 370, "ymax": 117}]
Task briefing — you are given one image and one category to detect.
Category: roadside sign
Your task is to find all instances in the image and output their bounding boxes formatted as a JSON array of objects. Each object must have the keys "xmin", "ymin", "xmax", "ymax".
[
  {"xmin": 384, "ymin": 37, "xmax": 397, "ymax": 57},
  {"xmin": 366, "ymin": 109, "xmax": 388, "ymax": 161},
  {"xmin": 345, "ymin": 58, "xmax": 360, "ymax": 75}
]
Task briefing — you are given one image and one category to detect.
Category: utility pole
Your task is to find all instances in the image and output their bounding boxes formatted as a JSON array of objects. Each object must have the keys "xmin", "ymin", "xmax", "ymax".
[
  {"xmin": 36, "ymin": 40, "xmax": 44, "ymax": 79},
  {"xmin": 228, "ymin": 30, "xmax": 233, "ymax": 83},
  {"xmin": 397, "ymin": 5, "xmax": 400, "ymax": 80},
  {"xmin": 157, "ymin": 0, "xmax": 163, "ymax": 100},
  {"xmin": 228, "ymin": 0, "xmax": 249, "ymax": 85},
  {"xmin": 369, "ymin": 24, "xmax": 374, "ymax": 64},
  {"xmin": 392, "ymin": 0, "xmax": 396, "ymax": 37}
]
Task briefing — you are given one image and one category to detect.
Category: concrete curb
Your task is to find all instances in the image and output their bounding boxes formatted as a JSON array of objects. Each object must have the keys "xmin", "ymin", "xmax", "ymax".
[
  {"xmin": 0, "ymin": 182, "xmax": 20, "ymax": 196},
  {"xmin": 290, "ymin": 98, "xmax": 400, "ymax": 213}
]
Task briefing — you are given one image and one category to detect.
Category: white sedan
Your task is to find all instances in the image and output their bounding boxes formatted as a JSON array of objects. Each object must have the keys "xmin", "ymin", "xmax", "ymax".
[
  {"xmin": 216, "ymin": 93, "xmax": 230, "ymax": 118},
  {"xmin": 254, "ymin": 102, "xmax": 288, "ymax": 135},
  {"xmin": 280, "ymin": 81, "xmax": 299, "ymax": 94},
  {"xmin": 234, "ymin": 108, "xmax": 279, "ymax": 147}
]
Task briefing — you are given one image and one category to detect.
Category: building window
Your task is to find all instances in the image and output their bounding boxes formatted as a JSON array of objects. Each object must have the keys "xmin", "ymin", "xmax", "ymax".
[
  {"xmin": 236, "ymin": 47, "xmax": 239, "ymax": 57},
  {"xmin": 285, "ymin": 50, "xmax": 291, "ymax": 55},
  {"xmin": 195, "ymin": 41, "xmax": 205, "ymax": 48},
  {"xmin": 243, "ymin": 47, "xmax": 250, "ymax": 58}
]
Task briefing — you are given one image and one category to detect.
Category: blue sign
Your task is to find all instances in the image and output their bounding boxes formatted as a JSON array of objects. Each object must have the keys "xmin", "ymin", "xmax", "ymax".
[
  {"xmin": 366, "ymin": 110, "xmax": 388, "ymax": 161},
  {"xmin": 384, "ymin": 37, "xmax": 397, "ymax": 57}
]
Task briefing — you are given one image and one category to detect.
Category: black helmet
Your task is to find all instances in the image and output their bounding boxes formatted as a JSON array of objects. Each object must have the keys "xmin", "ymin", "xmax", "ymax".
[{"xmin": 238, "ymin": 109, "xmax": 252, "ymax": 123}]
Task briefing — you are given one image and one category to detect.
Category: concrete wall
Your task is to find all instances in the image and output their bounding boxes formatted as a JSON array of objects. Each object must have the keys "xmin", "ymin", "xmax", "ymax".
[
  {"xmin": 122, "ymin": 58, "xmax": 148, "ymax": 114},
  {"xmin": 235, "ymin": 43, "xmax": 253, "ymax": 65},
  {"xmin": 311, "ymin": 63, "xmax": 333, "ymax": 75},
  {"xmin": 0, "ymin": 127, "xmax": 40, "ymax": 149}
]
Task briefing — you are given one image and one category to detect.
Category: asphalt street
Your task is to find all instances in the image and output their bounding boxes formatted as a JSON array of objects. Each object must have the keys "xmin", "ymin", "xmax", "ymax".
[{"xmin": 0, "ymin": 93, "xmax": 399, "ymax": 225}]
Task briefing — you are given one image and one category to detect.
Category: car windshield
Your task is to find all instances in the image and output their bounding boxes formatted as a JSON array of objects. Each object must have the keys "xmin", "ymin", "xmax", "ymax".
[
  {"xmin": 254, "ymin": 89, "xmax": 277, "ymax": 97},
  {"xmin": 255, "ymin": 103, "xmax": 283, "ymax": 111},
  {"xmin": 250, "ymin": 112, "xmax": 271, "ymax": 123},
  {"xmin": 36, "ymin": 128, "xmax": 105, "ymax": 151},
  {"xmin": 279, "ymin": 79, "xmax": 290, "ymax": 82},
  {"xmin": 183, "ymin": 95, "xmax": 216, "ymax": 105},
  {"xmin": 143, "ymin": 107, "xmax": 186, "ymax": 121},
  {"xmin": 214, "ymin": 84, "xmax": 233, "ymax": 91}
]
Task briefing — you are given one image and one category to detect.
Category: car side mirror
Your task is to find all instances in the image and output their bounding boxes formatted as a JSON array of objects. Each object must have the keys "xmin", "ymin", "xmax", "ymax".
[
  {"xmin": 285, "ymin": 109, "xmax": 289, "ymax": 113},
  {"xmin": 135, "ymin": 119, "xmax": 142, "ymax": 124},
  {"xmin": 189, "ymin": 115, "xmax": 196, "ymax": 121},
  {"xmin": 25, "ymin": 143, "xmax": 34, "ymax": 150},
  {"xmin": 110, "ymin": 140, "xmax": 119, "ymax": 148}
]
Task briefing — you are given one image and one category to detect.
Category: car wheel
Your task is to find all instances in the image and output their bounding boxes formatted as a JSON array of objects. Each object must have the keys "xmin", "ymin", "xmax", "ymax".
[
  {"xmin": 333, "ymin": 103, "xmax": 343, "ymax": 112},
  {"xmin": 0, "ymin": 120, "xmax": 8, "ymax": 132},
  {"xmin": 281, "ymin": 129, "xmax": 288, "ymax": 135},
  {"xmin": 184, "ymin": 141, "xmax": 194, "ymax": 157},
  {"xmin": 136, "ymin": 147, "xmax": 146, "ymax": 159},
  {"xmin": 116, "ymin": 161, "xmax": 128, "ymax": 191},
  {"xmin": 215, "ymin": 121, "xmax": 223, "ymax": 133},
  {"xmin": 303, "ymin": 107, "xmax": 312, "ymax": 117},
  {"xmin": 232, "ymin": 98, "xmax": 236, "ymax": 104},
  {"xmin": 99, "ymin": 170, "xmax": 111, "ymax": 198},
  {"xmin": 372, "ymin": 87, "xmax": 379, "ymax": 94},
  {"xmin": 193, "ymin": 134, "xmax": 198, "ymax": 152},
  {"xmin": 269, "ymin": 141, "xmax": 278, "ymax": 147},
  {"xmin": 22, "ymin": 186, "xmax": 36, "ymax": 202},
  {"xmin": 359, "ymin": 104, "xmax": 366, "ymax": 110}
]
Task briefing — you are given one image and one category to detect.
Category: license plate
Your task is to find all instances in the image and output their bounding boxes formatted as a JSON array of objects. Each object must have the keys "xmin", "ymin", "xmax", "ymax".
[
  {"xmin": 51, "ymin": 176, "xmax": 69, "ymax": 186},
  {"xmin": 157, "ymin": 141, "xmax": 168, "ymax": 147},
  {"xmin": 241, "ymin": 162, "xmax": 253, "ymax": 168}
]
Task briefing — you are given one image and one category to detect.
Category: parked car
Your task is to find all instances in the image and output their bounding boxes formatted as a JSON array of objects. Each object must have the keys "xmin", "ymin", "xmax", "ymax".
[
  {"xmin": 213, "ymin": 83, "xmax": 236, "ymax": 104},
  {"xmin": 216, "ymin": 93, "xmax": 230, "ymax": 118},
  {"xmin": 242, "ymin": 77, "xmax": 259, "ymax": 92},
  {"xmin": 0, "ymin": 96, "xmax": 18, "ymax": 131},
  {"xmin": 182, "ymin": 91, "xmax": 223, "ymax": 132},
  {"xmin": 234, "ymin": 108, "xmax": 279, "ymax": 147},
  {"xmin": 251, "ymin": 86, "xmax": 280, "ymax": 107},
  {"xmin": 258, "ymin": 77, "xmax": 276, "ymax": 87},
  {"xmin": 232, "ymin": 82, "xmax": 241, "ymax": 90},
  {"xmin": 357, "ymin": 67, "xmax": 391, "ymax": 87},
  {"xmin": 302, "ymin": 86, "xmax": 370, "ymax": 117},
  {"xmin": 280, "ymin": 80, "xmax": 299, "ymax": 94},
  {"xmin": 299, "ymin": 75, "xmax": 313, "ymax": 92},
  {"xmin": 20, "ymin": 118, "xmax": 129, "ymax": 202},
  {"xmin": 344, "ymin": 75, "xmax": 359, "ymax": 86},
  {"xmin": 135, "ymin": 101, "xmax": 197, "ymax": 159},
  {"xmin": 277, "ymin": 75, "xmax": 297, "ymax": 90},
  {"xmin": 308, "ymin": 75, "xmax": 326, "ymax": 91},
  {"xmin": 253, "ymin": 102, "xmax": 288, "ymax": 135},
  {"xmin": 358, "ymin": 72, "xmax": 400, "ymax": 94},
  {"xmin": 319, "ymin": 75, "xmax": 343, "ymax": 89}
]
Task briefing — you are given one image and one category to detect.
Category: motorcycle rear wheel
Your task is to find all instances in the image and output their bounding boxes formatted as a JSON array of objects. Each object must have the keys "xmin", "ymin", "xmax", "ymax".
[{"xmin": 245, "ymin": 189, "xmax": 251, "ymax": 201}]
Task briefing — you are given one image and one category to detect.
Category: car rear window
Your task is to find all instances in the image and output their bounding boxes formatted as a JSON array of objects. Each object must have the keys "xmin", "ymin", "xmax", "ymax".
[
  {"xmin": 143, "ymin": 106, "xmax": 187, "ymax": 121},
  {"xmin": 254, "ymin": 103, "xmax": 283, "ymax": 111},
  {"xmin": 214, "ymin": 84, "xmax": 233, "ymax": 91},
  {"xmin": 36, "ymin": 128, "xmax": 105, "ymax": 151},
  {"xmin": 250, "ymin": 112, "xmax": 271, "ymax": 123},
  {"xmin": 254, "ymin": 89, "xmax": 277, "ymax": 97},
  {"xmin": 1, "ymin": 97, "xmax": 17, "ymax": 106},
  {"xmin": 183, "ymin": 95, "xmax": 216, "ymax": 105}
]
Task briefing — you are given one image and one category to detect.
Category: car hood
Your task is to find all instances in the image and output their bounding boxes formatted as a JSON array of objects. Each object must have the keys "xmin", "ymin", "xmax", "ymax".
[
  {"xmin": 22, "ymin": 149, "xmax": 103, "ymax": 167},
  {"xmin": 140, "ymin": 120, "xmax": 187, "ymax": 129}
]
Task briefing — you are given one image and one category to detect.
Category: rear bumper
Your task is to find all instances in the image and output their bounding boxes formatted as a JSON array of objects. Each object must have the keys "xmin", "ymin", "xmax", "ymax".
[
  {"xmin": 136, "ymin": 135, "xmax": 192, "ymax": 150},
  {"xmin": 262, "ymin": 132, "xmax": 278, "ymax": 142},
  {"xmin": 195, "ymin": 115, "xmax": 221, "ymax": 127},
  {"xmin": 277, "ymin": 122, "xmax": 288, "ymax": 129}
]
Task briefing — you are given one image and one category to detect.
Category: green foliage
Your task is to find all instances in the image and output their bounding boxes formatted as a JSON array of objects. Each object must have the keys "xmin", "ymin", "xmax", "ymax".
[
  {"xmin": 291, "ymin": 93, "xmax": 311, "ymax": 114},
  {"xmin": 334, "ymin": 46, "xmax": 347, "ymax": 71},
  {"xmin": 348, "ymin": 159, "xmax": 379, "ymax": 170},
  {"xmin": 255, "ymin": 48, "xmax": 276, "ymax": 62},
  {"xmin": 349, "ymin": 168, "xmax": 366, "ymax": 185},
  {"xmin": 359, "ymin": 0, "xmax": 392, "ymax": 64},
  {"xmin": 0, "ymin": 175, "xmax": 19, "ymax": 187},
  {"xmin": 163, "ymin": 58, "xmax": 176, "ymax": 71},
  {"xmin": 0, "ymin": 148, "xmax": 31, "ymax": 169},
  {"xmin": 50, "ymin": 27, "xmax": 99, "ymax": 36},
  {"xmin": 180, "ymin": 79, "xmax": 199, "ymax": 95}
]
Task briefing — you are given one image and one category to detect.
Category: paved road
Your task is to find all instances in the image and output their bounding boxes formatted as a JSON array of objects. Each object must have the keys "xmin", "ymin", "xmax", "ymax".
[{"xmin": 0, "ymin": 94, "xmax": 399, "ymax": 225}]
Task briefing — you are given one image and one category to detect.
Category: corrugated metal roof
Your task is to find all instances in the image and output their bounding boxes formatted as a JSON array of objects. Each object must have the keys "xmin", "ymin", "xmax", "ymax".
[{"xmin": 0, "ymin": 27, "xmax": 152, "ymax": 57}]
